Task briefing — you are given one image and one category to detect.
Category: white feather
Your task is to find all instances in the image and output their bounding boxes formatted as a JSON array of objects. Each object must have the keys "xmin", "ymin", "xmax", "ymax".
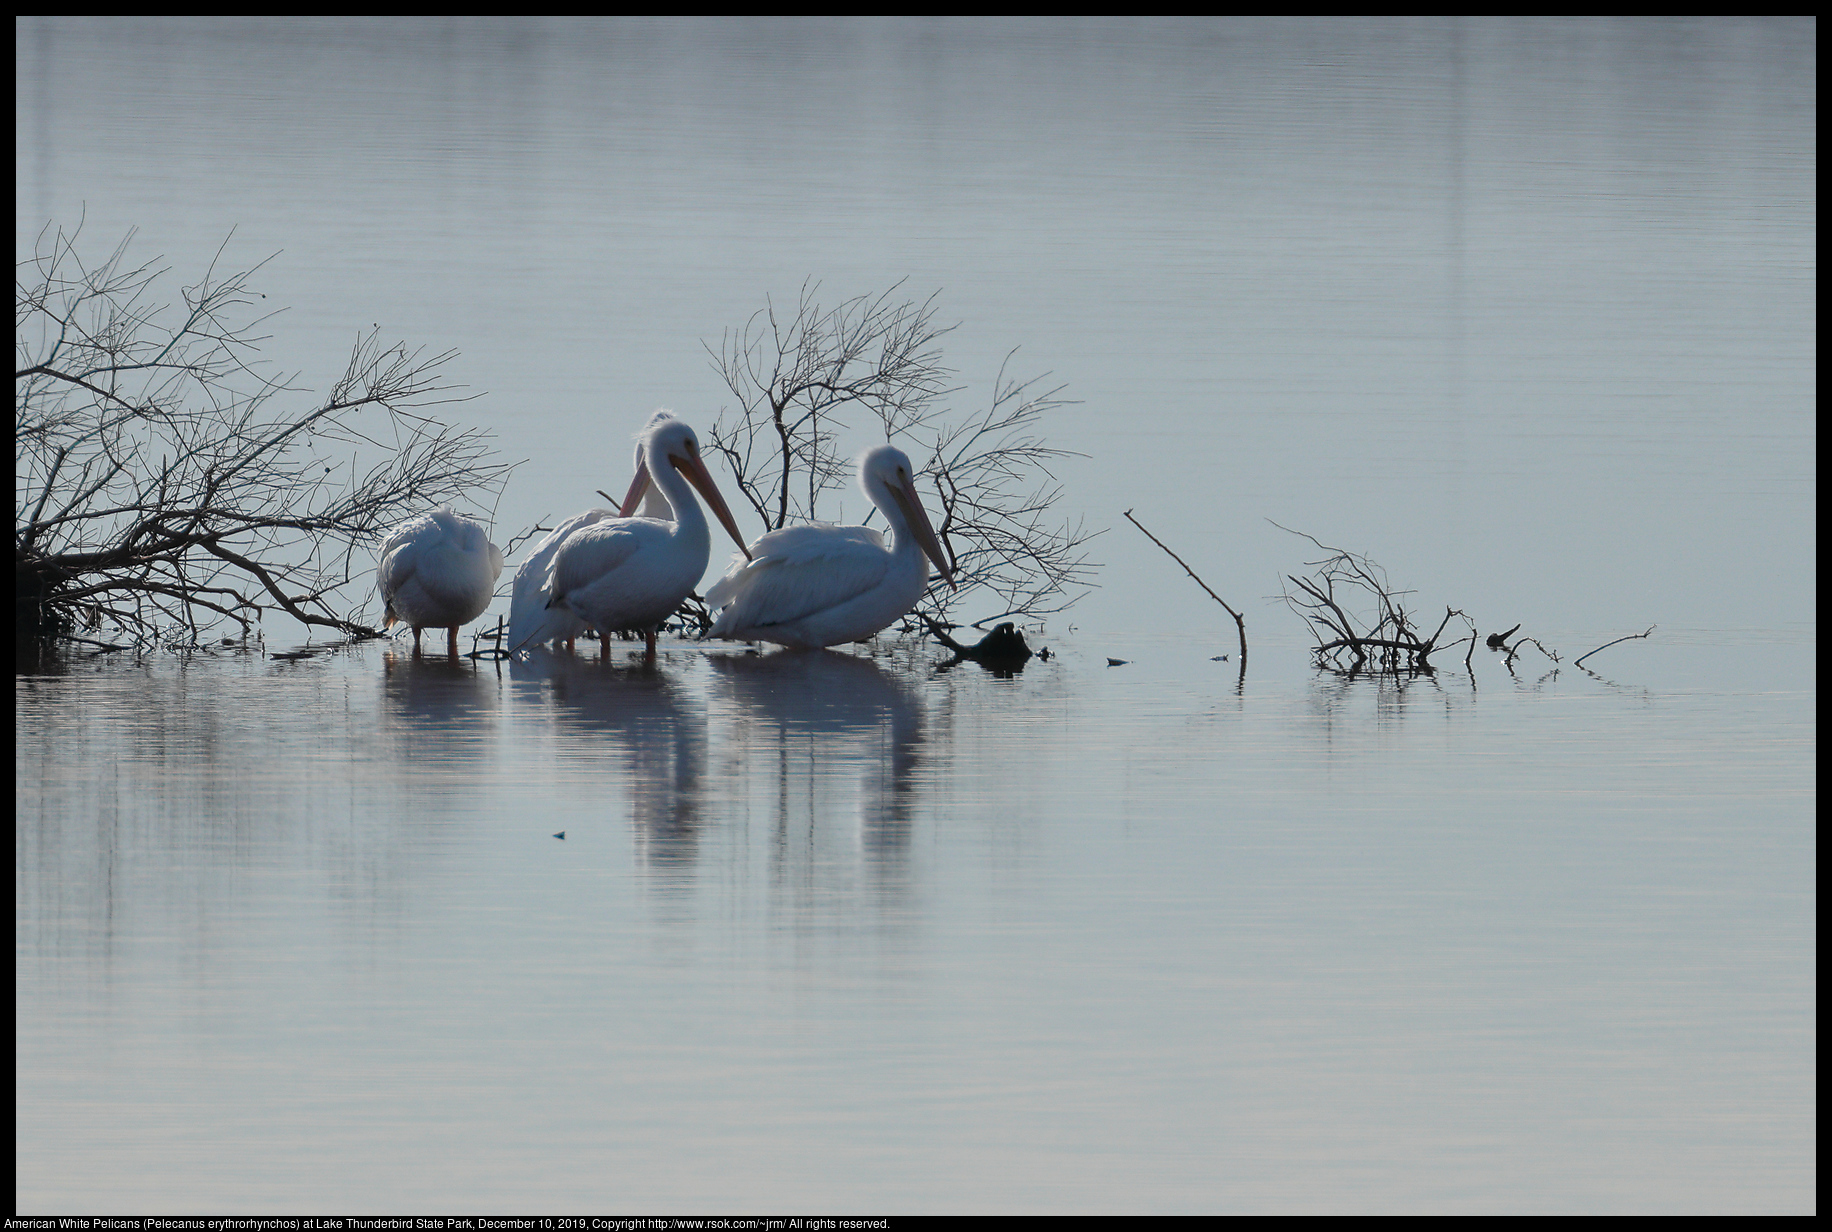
[{"xmin": 513, "ymin": 415, "xmax": 748, "ymax": 656}]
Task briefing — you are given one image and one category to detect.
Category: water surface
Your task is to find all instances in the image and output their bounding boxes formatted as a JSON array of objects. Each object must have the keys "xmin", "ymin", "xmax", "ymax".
[{"xmin": 16, "ymin": 636, "xmax": 1815, "ymax": 1212}]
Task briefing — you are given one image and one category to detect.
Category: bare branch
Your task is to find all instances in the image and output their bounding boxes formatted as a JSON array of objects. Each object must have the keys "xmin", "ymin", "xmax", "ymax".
[
  {"xmin": 1123, "ymin": 509, "xmax": 1246, "ymax": 663},
  {"xmin": 1273, "ymin": 523, "xmax": 1465, "ymax": 675},
  {"xmin": 1574, "ymin": 625, "xmax": 1655, "ymax": 669},
  {"xmin": 1503, "ymin": 636, "xmax": 1562, "ymax": 671},
  {"xmin": 706, "ymin": 287, "xmax": 1099, "ymax": 635},
  {"xmin": 17, "ymin": 225, "xmax": 515, "ymax": 653}
]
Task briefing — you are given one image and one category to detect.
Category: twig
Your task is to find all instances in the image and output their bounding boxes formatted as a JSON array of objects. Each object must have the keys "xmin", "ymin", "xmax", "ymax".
[
  {"xmin": 915, "ymin": 611, "xmax": 970, "ymax": 654},
  {"xmin": 1504, "ymin": 637, "xmax": 1562, "ymax": 669},
  {"xmin": 1575, "ymin": 625, "xmax": 1655, "ymax": 669},
  {"xmin": 1124, "ymin": 509, "xmax": 1246, "ymax": 663}
]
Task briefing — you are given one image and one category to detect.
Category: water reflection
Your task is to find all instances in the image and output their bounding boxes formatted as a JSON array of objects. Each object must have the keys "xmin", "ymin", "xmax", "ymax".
[
  {"xmin": 510, "ymin": 649, "xmax": 706, "ymax": 876},
  {"xmin": 378, "ymin": 645, "xmax": 500, "ymax": 760},
  {"xmin": 711, "ymin": 650, "xmax": 926, "ymax": 880},
  {"xmin": 17, "ymin": 632, "xmax": 1817, "ymax": 1212}
]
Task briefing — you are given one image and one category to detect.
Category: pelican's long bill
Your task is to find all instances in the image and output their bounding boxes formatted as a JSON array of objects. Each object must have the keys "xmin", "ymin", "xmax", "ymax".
[
  {"xmin": 672, "ymin": 448, "xmax": 753, "ymax": 562},
  {"xmin": 617, "ymin": 453, "xmax": 753, "ymax": 562},
  {"xmin": 616, "ymin": 463, "xmax": 652, "ymax": 519},
  {"xmin": 887, "ymin": 470, "xmax": 956, "ymax": 591}
]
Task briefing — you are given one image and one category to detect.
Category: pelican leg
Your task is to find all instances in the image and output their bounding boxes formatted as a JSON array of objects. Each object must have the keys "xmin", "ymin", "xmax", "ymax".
[
  {"xmin": 411, "ymin": 626, "xmax": 424, "ymax": 656},
  {"xmin": 447, "ymin": 626, "xmax": 460, "ymax": 657},
  {"xmin": 643, "ymin": 629, "xmax": 658, "ymax": 663}
]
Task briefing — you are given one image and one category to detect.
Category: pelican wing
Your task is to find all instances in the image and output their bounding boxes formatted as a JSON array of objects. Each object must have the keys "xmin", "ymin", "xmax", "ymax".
[
  {"xmin": 376, "ymin": 512, "xmax": 445, "ymax": 618},
  {"xmin": 548, "ymin": 518, "xmax": 664, "ymax": 601},
  {"xmin": 377, "ymin": 513, "xmax": 433, "ymax": 559},
  {"xmin": 705, "ymin": 524, "xmax": 892, "ymax": 635}
]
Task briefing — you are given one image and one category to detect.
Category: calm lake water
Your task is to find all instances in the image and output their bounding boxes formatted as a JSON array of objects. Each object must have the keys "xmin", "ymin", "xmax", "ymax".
[{"xmin": 14, "ymin": 16, "xmax": 1815, "ymax": 1214}]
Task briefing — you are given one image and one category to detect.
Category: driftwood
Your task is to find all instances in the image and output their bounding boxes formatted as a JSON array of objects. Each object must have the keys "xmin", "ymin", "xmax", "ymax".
[
  {"xmin": 1274, "ymin": 525, "xmax": 1654, "ymax": 680},
  {"xmin": 1270, "ymin": 523, "xmax": 1468, "ymax": 674},
  {"xmin": 918, "ymin": 613, "xmax": 1034, "ymax": 674},
  {"xmin": 1575, "ymin": 625, "xmax": 1656, "ymax": 669}
]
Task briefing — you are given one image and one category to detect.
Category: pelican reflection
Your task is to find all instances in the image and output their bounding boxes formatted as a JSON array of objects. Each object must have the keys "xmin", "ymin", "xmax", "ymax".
[
  {"xmin": 709, "ymin": 650, "xmax": 926, "ymax": 865},
  {"xmin": 379, "ymin": 644, "xmax": 500, "ymax": 760},
  {"xmin": 510, "ymin": 649, "xmax": 704, "ymax": 875}
]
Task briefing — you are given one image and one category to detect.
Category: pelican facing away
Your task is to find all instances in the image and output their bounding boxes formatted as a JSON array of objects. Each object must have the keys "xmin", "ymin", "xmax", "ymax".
[
  {"xmin": 508, "ymin": 412, "xmax": 679, "ymax": 655},
  {"xmin": 376, "ymin": 507, "xmax": 504, "ymax": 656},
  {"xmin": 518, "ymin": 415, "xmax": 750, "ymax": 660},
  {"xmin": 705, "ymin": 443, "xmax": 954, "ymax": 650}
]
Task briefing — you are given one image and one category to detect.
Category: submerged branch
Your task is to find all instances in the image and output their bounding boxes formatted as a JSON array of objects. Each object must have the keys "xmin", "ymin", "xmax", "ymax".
[
  {"xmin": 1273, "ymin": 523, "xmax": 1466, "ymax": 675},
  {"xmin": 1124, "ymin": 508, "xmax": 1246, "ymax": 664},
  {"xmin": 1574, "ymin": 625, "xmax": 1656, "ymax": 669}
]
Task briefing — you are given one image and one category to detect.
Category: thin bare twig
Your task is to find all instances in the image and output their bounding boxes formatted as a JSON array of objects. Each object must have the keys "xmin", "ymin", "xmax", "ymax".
[
  {"xmin": 1575, "ymin": 625, "xmax": 1655, "ymax": 669},
  {"xmin": 1123, "ymin": 508, "xmax": 1246, "ymax": 663},
  {"xmin": 1503, "ymin": 637, "xmax": 1561, "ymax": 670}
]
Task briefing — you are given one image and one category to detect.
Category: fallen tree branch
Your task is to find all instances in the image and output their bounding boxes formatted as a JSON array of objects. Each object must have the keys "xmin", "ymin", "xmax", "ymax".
[
  {"xmin": 1271, "ymin": 523, "xmax": 1472, "ymax": 675},
  {"xmin": 1123, "ymin": 508, "xmax": 1247, "ymax": 664},
  {"xmin": 16, "ymin": 223, "xmax": 514, "ymax": 654},
  {"xmin": 1574, "ymin": 625, "xmax": 1655, "ymax": 669}
]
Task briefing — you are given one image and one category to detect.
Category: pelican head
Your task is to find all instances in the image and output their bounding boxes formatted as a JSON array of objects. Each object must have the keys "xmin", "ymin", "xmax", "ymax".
[
  {"xmin": 618, "ymin": 416, "xmax": 752, "ymax": 560},
  {"xmin": 860, "ymin": 444, "xmax": 955, "ymax": 590}
]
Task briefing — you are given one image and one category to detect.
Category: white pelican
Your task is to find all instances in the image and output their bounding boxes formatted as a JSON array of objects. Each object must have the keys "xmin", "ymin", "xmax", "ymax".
[
  {"xmin": 521, "ymin": 416, "xmax": 750, "ymax": 661},
  {"xmin": 506, "ymin": 506, "xmax": 615, "ymax": 654},
  {"xmin": 376, "ymin": 507, "xmax": 505, "ymax": 656},
  {"xmin": 508, "ymin": 412, "xmax": 681, "ymax": 656},
  {"xmin": 705, "ymin": 443, "xmax": 954, "ymax": 650}
]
